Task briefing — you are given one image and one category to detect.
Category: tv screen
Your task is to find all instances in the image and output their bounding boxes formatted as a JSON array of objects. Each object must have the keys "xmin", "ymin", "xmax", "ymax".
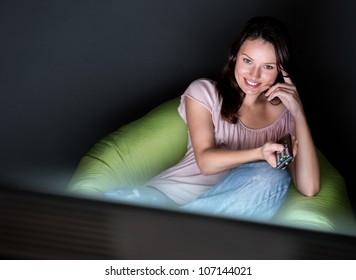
[{"xmin": 1, "ymin": 183, "xmax": 356, "ymax": 260}]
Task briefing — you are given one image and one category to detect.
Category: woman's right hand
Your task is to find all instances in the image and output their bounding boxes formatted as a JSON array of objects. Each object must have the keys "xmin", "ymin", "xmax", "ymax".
[
  {"xmin": 261, "ymin": 142, "xmax": 284, "ymax": 168},
  {"xmin": 261, "ymin": 138, "xmax": 298, "ymax": 168}
]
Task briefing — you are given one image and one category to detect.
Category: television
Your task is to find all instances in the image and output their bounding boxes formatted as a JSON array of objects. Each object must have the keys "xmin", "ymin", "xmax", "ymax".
[{"xmin": 1, "ymin": 183, "xmax": 356, "ymax": 260}]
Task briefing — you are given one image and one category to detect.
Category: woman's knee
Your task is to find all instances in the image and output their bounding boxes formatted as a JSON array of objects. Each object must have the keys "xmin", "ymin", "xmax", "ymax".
[{"xmin": 217, "ymin": 160, "xmax": 288, "ymax": 183}]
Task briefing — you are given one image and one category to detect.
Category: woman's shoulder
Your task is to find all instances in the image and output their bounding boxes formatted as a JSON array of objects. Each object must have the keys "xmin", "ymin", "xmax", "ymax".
[
  {"xmin": 188, "ymin": 78, "xmax": 217, "ymax": 90},
  {"xmin": 178, "ymin": 78, "xmax": 220, "ymax": 121},
  {"xmin": 185, "ymin": 78, "xmax": 219, "ymax": 102}
]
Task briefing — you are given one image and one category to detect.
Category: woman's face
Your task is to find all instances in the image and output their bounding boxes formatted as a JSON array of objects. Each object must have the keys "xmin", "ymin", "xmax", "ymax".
[{"xmin": 234, "ymin": 38, "xmax": 279, "ymax": 97}]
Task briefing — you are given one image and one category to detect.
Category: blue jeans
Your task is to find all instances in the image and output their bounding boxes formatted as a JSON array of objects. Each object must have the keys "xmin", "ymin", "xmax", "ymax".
[
  {"xmin": 104, "ymin": 185, "xmax": 179, "ymax": 209},
  {"xmin": 104, "ymin": 161, "xmax": 290, "ymax": 221},
  {"xmin": 181, "ymin": 161, "xmax": 290, "ymax": 221}
]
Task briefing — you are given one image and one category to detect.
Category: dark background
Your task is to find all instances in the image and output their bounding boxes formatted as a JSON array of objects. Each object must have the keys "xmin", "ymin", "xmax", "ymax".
[{"xmin": 1, "ymin": 0, "xmax": 355, "ymax": 216}]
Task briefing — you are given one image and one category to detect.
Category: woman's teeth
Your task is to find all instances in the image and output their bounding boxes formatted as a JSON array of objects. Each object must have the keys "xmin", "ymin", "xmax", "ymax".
[{"xmin": 246, "ymin": 79, "xmax": 258, "ymax": 86}]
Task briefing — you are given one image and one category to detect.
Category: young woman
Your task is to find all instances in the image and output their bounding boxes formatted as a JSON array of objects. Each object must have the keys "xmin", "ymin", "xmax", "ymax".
[{"xmin": 105, "ymin": 16, "xmax": 320, "ymax": 221}]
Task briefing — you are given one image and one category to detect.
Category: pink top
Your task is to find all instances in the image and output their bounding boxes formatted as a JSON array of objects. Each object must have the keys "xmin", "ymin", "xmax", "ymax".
[{"xmin": 148, "ymin": 78, "xmax": 296, "ymax": 204}]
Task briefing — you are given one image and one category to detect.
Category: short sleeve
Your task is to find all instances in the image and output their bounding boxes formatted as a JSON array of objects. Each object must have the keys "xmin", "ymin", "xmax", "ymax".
[{"xmin": 178, "ymin": 79, "xmax": 220, "ymax": 123}]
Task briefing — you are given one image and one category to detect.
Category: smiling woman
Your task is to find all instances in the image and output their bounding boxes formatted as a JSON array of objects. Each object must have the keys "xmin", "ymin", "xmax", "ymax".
[{"xmin": 76, "ymin": 16, "xmax": 319, "ymax": 222}]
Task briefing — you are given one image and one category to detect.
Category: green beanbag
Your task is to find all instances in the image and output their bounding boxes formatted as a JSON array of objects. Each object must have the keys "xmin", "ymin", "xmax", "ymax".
[{"xmin": 68, "ymin": 97, "xmax": 356, "ymax": 234}]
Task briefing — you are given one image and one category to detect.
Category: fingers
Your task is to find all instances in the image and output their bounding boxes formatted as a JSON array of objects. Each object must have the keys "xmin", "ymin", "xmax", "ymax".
[
  {"xmin": 265, "ymin": 69, "xmax": 294, "ymax": 97},
  {"xmin": 281, "ymin": 69, "xmax": 293, "ymax": 85},
  {"xmin": 265, "ymin": 86, "xmax": 295, "ymax": 102},
  {"xmin": 263, "ymin": 142, "xmax": 284, "ymax": 155},
  {"xmin": 274, "ymin": 143, "xmax": 284, "ymax": 153},
  {"xmin": 265, "ymin": 80, "xmax": 295, "ymax": 98},
  {"xmin": 264, "ymin": 143, "xmax": 284, "ymax": 168},
  {"xmin": 264, "ymin": 70, "xmax": 299, "ymax": 104}
]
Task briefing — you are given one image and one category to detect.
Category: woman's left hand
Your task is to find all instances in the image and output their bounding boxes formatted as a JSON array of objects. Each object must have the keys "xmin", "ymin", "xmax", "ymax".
[{"xmin": 264, "ymin": 70, "xmax": 304, "ymax": 119}]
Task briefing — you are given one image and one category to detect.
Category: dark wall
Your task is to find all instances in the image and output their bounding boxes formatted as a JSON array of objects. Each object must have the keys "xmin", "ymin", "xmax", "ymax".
[{"xmin": 1, "ymin": 0, "xmax": 356, "ymax": 208}]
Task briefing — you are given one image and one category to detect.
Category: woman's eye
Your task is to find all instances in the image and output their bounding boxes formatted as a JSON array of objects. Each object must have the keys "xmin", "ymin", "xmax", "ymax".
[
  {"xmin": 243, "ymin": 58, "xmax": 251, "ymax": 64},
  {"xmin": 264, "ymin": 65, "xmax": 274, "ymax": 70}
]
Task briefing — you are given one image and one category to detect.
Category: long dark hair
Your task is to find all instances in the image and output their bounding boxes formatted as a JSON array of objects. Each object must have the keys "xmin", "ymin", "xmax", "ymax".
[{"xmin": 216, "ymin": 16, "xmax": 292, "ymax": 123}]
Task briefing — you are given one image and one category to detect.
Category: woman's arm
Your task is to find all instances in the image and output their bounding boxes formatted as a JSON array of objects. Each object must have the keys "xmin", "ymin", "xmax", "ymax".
[
  {"xmin": 185, "ymin": 96, "xmax": 283, "ymax": 175},
  {"xmin": 289, "ymin": 114, "xmax": 320, "ymax": 196},
  {"xmin": 265, "ymin": 73, "xmax": 320, "ymax": 196}
]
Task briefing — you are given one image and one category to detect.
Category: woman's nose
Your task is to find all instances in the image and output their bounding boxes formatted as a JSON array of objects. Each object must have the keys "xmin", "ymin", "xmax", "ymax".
[{"xmin": 249, "ymin": 67, "xmax": 261, "ymax": 79}]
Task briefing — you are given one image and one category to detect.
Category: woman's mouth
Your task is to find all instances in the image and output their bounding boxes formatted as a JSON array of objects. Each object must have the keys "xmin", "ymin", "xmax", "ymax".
[{"xmin": 244, "ymin": 78, "xmax": 260, "ymax": 88}]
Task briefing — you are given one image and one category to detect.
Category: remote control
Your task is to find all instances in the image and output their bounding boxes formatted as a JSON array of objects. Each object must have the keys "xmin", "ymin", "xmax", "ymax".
[{"xmin": 276, "ymin": 133, "xmax": 293, "ymax": 170}]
